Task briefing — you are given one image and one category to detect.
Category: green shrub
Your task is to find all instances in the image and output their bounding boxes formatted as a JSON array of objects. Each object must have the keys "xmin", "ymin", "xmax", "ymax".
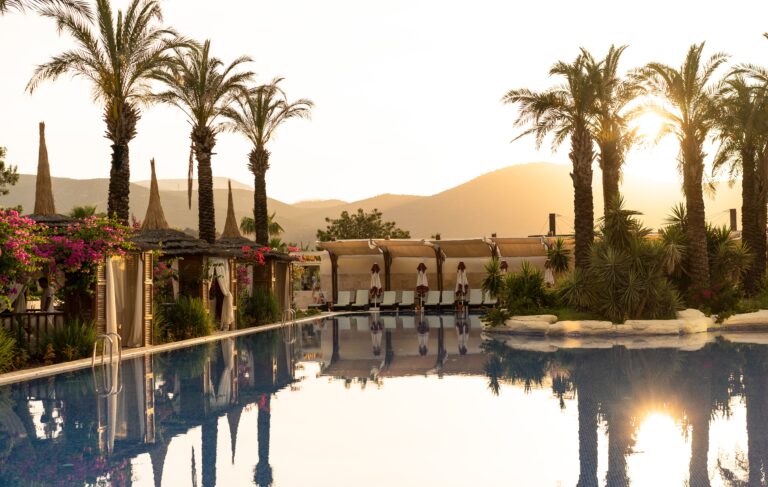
[
  {"xmin": 481, "ymin": 308, "xmax": 511, "ymax": 327},
  {"xmin": 161, "ymin": 297, "xmax": 213, "ymax": 340},
  {"xmin": 0, "ymin": 329, "xmax": 16, "ymax": 373},
  {"xmin": 547, "ymin": 237, "xmax": 571, "ymax": 274},
  {"xmin": 242, "ymin": 287, "xmax": 280, "ymax": 328},
  {"xmin": 481, "ymin": 258, "xmax": 505, "ymax": 305},
  {"xmin": 502, "ymin": 261, "xmax": 549, "ymax": 315},
  {"xmin": 43, "ymin": 319, "xmax": 97, "ymax": 362},
  {"xmin": 557, "ymin": 198, "xmax": 683, "ymax": 323}
]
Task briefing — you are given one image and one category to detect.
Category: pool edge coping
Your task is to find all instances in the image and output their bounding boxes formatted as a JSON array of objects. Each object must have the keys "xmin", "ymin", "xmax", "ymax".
[{"xmin": 0, "ymin": 311, "xmax": 345, "ymax": 387}]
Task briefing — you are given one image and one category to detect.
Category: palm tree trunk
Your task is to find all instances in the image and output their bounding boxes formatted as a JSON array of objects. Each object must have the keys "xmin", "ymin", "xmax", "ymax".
[
  {"xmin": 107, "ymin": 142, "xmax": 131, "ymax": 222},
  {"xmin": 250, "ymin": 147, "xmax": 271, "ymax": 246},
  {"xmin": 742, "ymin": 149, "xmax": 762, "ymax": 295},
  {"xmin": 599, "ymin": 141, "xmax": 621, "ymax": 215},
  {"xmin": 105, "ymin": 101, "xmax": 138, "ymax": 223},
  {"xmin": 255, "ymin": 394, "xmax": 273, "ymax": 487},
  {"xmin": 570, "ymin": 124, "xmax": 595, "ymax": 270},
  {"xmin": 682, "ymin": 141, "xmax": 710, "ymax": 290},
  {"xmin": 193, "ymin": 126, "xmax": 217, "ymax": 244}
]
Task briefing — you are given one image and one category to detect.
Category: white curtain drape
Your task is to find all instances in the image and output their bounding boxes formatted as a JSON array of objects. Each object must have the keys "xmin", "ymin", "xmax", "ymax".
[
  {"xmin": 106, "ymin": 258, "xmax": 118, "ymax": 335},
  {"xmin": 208, "ymin": 258, "xmax": 234, "ymax": 330},
  {"xmin": 0, "ymin": 282, "xmax": 24, "ymax": 313},
  {"xmin": 129, "ymin": 255, "xmax": 144, "ymax": 347},
  {"xmin": 214, "ymin": 338, "xmax": 235, "ymax": 407},
  {"xmin": 13, "ymin": 286, "xmax": 26, "ymax": 313},
  {"xmin": 170, "ymin": 259, "xmax": 179, "ymax": 300},
  {"xmin": 107, "ymin": 256, "xmax": 143, "ymax": 346}
]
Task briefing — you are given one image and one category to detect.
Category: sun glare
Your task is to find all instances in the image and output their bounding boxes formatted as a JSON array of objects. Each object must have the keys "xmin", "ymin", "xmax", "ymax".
[
  {"xmin": 627, "ymin": 412, "xmax": 690, "ymax": 484},
  {"xmin": 631, "ymin": 109, "xmax": 667, "ymax": 142}
]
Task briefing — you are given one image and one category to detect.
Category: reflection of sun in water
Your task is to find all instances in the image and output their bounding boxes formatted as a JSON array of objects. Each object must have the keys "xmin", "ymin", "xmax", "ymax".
[{"xmin": 627, "ymin": 412, "xmax": 690, "ymax": 485}]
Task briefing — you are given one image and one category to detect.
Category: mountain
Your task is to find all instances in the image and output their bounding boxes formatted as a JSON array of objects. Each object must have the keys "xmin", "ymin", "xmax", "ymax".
[
  {"xmin": 133, "ymin": 177, "xmax": 252, "ymax": 192},
  {"xmin": 0, "ymin": 163, "xmax": 743, "ymax": 246}
]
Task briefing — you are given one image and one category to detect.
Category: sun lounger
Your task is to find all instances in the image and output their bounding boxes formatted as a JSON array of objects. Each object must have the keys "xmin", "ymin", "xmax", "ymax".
[
  {"xmin": 380, "ymin": 290, "xmax": 398, "ymax": 308},
  {"xmin": 483, "ymin": 291, "xmax": 498, "ymax": 307},
  {"xmin": 439, "ymin": 290, "xmax": 455, "ymax": 309},
  {"xmin": 349, "ymin": 289, "xmax": 369, "ymax": 310},
  {"xmin": 423, "ymin": 290, "xmax": 441, "ymax": 308},
  {"xmin": 400, "ymin": 290, "xmax": 415, "ymax": 309},
  {"xmin": 336, "ymin": 316, "xmax": 352, "ymax": 330},
  {"xmin": 467, "ymin": 289, "xmax": 484, "ymax": 307},
  {"xmin": 332, "ymin": 290, "xmax": 352, "ymax": 310}
]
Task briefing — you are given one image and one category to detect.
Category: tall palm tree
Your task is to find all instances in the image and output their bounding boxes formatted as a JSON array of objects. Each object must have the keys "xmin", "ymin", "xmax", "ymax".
[
  {"xmin": 587, "ymin": 45, "xmax": 640, "ymax": 213},
  {"xmin": 27, "ymin": 0, "xmax": 185, "ymax": 222},
  {"xmin": 713, "ymin": 75, "xmax": 768, "ymax": 294},
  {"xmin": 224, "ymin": 78, "xmax": 313, "ymax": 246},
  {"xmin": 635, "ymin": 43, "xmax": 728, "ymax": 290},
  {"xmin": 504, "ymin": 52, "xmax": 598, "ymax": 269},
  {"xmin": 152, "ymin": 40, "xmax": 253, "ymax": 243}
]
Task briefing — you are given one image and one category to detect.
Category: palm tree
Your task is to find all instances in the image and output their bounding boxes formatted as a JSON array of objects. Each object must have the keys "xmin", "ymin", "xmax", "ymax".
[
  {"xmin": 152, "ymin": 40, "xmax": 253, "ymax": 243},
  {"xmin": 713, "ymin": 75, "xmax": 768, "ymax": 294},
  {"xmin": 586, "ymin": 45, "xmax": 640, "ymax": 213},
  {"xmin": 27, "ymin": 0, "xmax": 186, "ymax": 223},
  {"xmin": 224, "ymin": 78, "xmax": 313, "ymax": 246},
  {"xmin": 635, "ymin": 43, "xmax": 728, "ymax": 290},
  {"xmin": 240, "ymin": 211, "xmax": 283, "ymax": 238},
  {"xmin": 0, "ymin": 0, "xmax": 89, "ymax": 16},
  {"xmin": 504, "ymin": 52, "xmax": 598, "ymax": 269}
]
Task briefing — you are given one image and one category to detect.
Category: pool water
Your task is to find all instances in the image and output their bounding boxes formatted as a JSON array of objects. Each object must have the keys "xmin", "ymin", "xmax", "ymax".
[{"xmin": 1, "ymin": 312, "xmax": 767, "ymax": 486}]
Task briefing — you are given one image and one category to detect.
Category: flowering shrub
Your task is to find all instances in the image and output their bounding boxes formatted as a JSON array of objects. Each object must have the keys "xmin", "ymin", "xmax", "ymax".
[
  {"xmin": 0, "ymin": 210, "xmax": 46, "ymax": 306},
  {"xmin": 153, "ymin": 257, "xmax": 178, "ymax": 303},
  {"xmin": 36, "ymin": 216, "xmax": 135, "ymax": 294},
  {"xmin": 237, "ymin": 264, "xmax": 252, "ymax": 289},
  {"xmin": 242, "ymin": 246, "xmax": 266, "ymax": 265}
]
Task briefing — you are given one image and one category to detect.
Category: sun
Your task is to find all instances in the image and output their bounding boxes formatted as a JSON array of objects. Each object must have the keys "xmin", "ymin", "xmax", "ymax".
[{"xmin": 631, "ymin": 108, "xmax": 667, "ymax": 142}]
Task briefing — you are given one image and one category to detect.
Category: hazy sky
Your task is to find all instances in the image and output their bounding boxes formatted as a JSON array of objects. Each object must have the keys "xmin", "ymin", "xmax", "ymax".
[{"xmin": 1, "ymin": 0, "xmax": 767, "ymax": 203}]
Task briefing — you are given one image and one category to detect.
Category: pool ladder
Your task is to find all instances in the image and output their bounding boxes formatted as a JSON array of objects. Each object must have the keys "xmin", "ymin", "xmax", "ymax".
[
  {"xmin": 92, "ymin": 333, "xmax": 122, "ymax": 396},
  {"xmin": 281, "ymin": 309, "xmax": 297, "ymax": 344}
]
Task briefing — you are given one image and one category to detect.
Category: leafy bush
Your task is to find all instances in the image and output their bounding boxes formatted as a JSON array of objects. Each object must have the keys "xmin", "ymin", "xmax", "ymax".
[
  {"xmin": 557, "ymin": 199, "xmax": 682, "ymax": 322},
  {"xmin": 241, "ymin": 287, "xmax": 280, "ymax": 328},
  {"xmin": 502, "ymin": 261, "xmax": 549, "ymax": 315},
  {"xmin": 43, "ymin": 319, "xmax": 97, "ymax": 362},
  {"xmin": 481, "ymin": 258, "xmax": 505, "ymax": 305},
  {"xmin": 546, "ymin": 237, "xmax": 571, "ymax": 274},
  {"xmin": 481, "ymin": 308, "xmax": 511, "ymax": 327},
  {"xmin": 690, "ymin": 281, "xmax": 742, "ymax": 319},
  {"xmin": 160, "ymin": 296, "xmax": 213, "ymax": 340},
  {"xmin": 0, "ymin": 329, "xmax": 16, "ymax": 373}
]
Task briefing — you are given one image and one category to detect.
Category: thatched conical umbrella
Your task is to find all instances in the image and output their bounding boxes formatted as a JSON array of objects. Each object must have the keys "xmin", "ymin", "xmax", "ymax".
[
  {"xmin": 142, "ymin": 159, "xmax": 169, "ymax": 231},
  {"xmin": 222, "ymin": 180, "xmax": 241, "ymax": 239},
  {"xmin": 132, "ymin": 159, "xmax": 213, "ymax": 257},
  {"xmin": 34, "ymin": 122, "xmax": 56, "ymax": 216},
  {"xmin": 28, "ymin": 122, "xmax": 72, "ymax": 228}
]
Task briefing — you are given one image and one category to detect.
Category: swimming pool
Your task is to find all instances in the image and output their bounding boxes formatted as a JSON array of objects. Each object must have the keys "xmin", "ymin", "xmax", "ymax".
[{"xmin": 0, "ymin": 312, "xmax": 766, "ymax": 486}]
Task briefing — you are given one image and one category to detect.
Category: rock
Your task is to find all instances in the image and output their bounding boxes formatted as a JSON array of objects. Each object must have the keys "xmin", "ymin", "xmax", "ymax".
[
  {"xmin": 679, "ymin": 317, "xmax": 714, "ymax": 334},
  {"xmin": 624, "ymin": 319, "xmax": 683, "ymax": 335},
  {"xmin": 511, "ymin": 314, "xmax": 558, "ymax": 324},
  {"xmin": 723, "ymin": 310, "xmax": 768, "ymax": 328},
  {"xmin": 677, "ymin": 308, "xmax": 707, "ymax": 320}
]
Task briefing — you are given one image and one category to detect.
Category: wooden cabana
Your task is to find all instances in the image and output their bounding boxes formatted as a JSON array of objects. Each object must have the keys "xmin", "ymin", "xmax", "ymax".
[{"xmin": 215, "ymin": 181, "xmax": 296, "ymax": 317}]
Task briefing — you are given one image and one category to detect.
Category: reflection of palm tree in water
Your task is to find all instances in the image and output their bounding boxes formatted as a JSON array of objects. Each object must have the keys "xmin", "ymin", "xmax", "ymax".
[
  {"xmin": 743, "ymin": 347, "xmax": 768, "ymax": 487},
  {"xmin": 254, "ymin": 394, "xmax": 273, "ymax": 487}
]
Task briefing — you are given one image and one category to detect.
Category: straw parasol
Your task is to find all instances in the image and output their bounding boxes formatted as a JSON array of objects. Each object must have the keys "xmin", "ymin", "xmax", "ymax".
[
  {"xmin": 500, "ymin": 260, "xmax": 509, "ymax": 275},
  {"xmin": 215, "ymin": 180, "xmax": 294, "ymax": 263},
  {"xmin": 455, "ymin": 261, "xmax": 469, "ymax": 300},
  {"xmin": 27, "ymin": 122, "xmax": 72, "ymax": 227},
  {"xmin": 416, "ymin": 262, "xmax": 429, "ymax": 296},
  {"xmin": 133, "ymin": 159, "xmax": 213, "ymax": 256}
]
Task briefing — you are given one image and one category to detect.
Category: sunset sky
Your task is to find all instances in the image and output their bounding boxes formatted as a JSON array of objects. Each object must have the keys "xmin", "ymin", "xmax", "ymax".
[{"xmin": 1, "ymin": 0, "xmax": 767, "ymax": 203}]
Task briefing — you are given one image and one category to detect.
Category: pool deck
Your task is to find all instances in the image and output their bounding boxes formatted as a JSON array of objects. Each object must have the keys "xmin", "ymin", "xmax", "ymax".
[{"xmin": 0, "ymin": 312, "xmax": 344, "ymax": 387}]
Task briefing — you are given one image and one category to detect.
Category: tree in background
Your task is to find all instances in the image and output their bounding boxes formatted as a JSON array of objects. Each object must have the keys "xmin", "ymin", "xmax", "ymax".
[
  {"xmin": 240, "ymin": 211, "xmax": 283, "ymax": 238},
  {"xmin": 27, "ymin": 0, "xmax": 187, "ymax": 222},
  {"xmin": 316, "ymin": 208, "xmax": 410, "ymax": 241},
  {"xmin": 0, "ymin": 147, "xmax": 19, "ymax": 196},
  {"xmin": 224, "ymin": 78, "xmax": 313, "ymax": 246}
]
